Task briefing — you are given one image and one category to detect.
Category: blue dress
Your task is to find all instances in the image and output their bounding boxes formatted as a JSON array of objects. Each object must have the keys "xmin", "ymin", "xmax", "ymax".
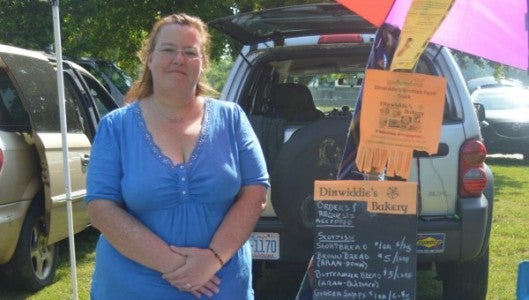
[{"xmin": 85, "ymin": 99, "xmax": 269, "ymax": 299}]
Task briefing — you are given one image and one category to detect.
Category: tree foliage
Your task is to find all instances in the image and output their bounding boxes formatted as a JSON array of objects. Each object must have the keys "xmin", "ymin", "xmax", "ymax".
[
  {"xmin": 0, "ymin": 0, "xmax": 327, "ymax": 78},
  {"xmin": 1, "ymin": 0, "xmax": 524, "ymax": 86},
  {"xmin": 0, "ymin": 0, "xmax": 54, "ymax": 51}
]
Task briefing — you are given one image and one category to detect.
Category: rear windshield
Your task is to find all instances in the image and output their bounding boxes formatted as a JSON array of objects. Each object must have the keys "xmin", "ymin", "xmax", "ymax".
[
  {"xmin": 243, "ymin": 47, "xmax": 458, "ymax": 122},
  {"xmin": 1, "ymin": 52, "xmax": 61, "ymax": 132},
  {"xmin": 475, "ymin": 89, "xmax": 529, "ymax": 110},
  {"xmin": 1, "ymin": 52, "xmax": 89, "ymax": 133},
  {"xmin": 0, "ymin": 68, "xmax": 30, "ymax": 131}
]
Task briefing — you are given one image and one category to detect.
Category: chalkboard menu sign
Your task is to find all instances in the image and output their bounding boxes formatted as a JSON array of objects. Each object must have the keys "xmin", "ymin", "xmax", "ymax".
[{"xmin": 313, "ymin": 180, "xmax": 418, "ymax": 300}]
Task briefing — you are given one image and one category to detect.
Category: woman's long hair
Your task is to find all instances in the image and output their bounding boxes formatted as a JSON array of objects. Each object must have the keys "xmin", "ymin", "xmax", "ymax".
[{"xmin": 124, "ymin": 13, "xmax": 216, "ymax": 104}]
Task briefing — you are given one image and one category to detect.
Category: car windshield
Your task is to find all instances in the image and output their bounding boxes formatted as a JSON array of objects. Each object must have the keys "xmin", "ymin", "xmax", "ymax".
[
  {"xmin": 475, "ymin": 88, "xmax": 529, "ymax": 110},
  {"xmin": 96, "ymin": 61, "xmax": 132, "ymax": 94}
]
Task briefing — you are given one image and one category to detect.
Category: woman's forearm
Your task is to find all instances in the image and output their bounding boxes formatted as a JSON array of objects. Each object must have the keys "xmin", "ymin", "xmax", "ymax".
[
  {"xmin": 208, "ymin": 185, "xmax": 267, "ymax": 264},
  {"xmin": 87, "ymin": 200, "xmax": 185, "ymax": 273}
]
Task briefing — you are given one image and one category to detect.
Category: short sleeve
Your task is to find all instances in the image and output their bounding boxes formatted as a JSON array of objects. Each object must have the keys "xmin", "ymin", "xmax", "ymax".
[
  {"xmin": 234, "ymin": 105, "xmax": 270, "ymax": 188},
  {"xmin": 85, "ymin": 114, "xmax": 124, "ymax": 204}
]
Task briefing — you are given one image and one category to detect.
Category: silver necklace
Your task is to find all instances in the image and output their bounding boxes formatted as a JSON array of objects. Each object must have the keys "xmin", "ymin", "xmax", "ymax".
[{"xmin": 151, "ymin": 99, "xmax": 183, "ymax": 123}]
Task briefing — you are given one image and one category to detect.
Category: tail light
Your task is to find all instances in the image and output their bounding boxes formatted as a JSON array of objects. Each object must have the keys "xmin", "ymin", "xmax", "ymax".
[{"xmin": 459, "ymin": 139, "xmax": 488, "ymax": 197}]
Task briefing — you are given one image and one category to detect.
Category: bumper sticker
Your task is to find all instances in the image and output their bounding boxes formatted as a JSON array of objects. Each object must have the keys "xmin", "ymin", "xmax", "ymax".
[{"xmin": 417, "ymin": 233, "xmax": 445, "ymax": 253}]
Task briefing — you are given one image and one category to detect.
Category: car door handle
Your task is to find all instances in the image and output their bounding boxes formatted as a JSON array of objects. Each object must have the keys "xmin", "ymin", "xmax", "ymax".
[{"xmin": 81, "ymin": 154, "xmax": 90, "ymax": 166}]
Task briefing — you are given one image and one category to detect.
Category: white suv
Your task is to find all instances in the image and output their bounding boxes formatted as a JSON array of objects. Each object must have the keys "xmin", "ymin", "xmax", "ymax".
[{"xmin": 211, "ymin": 3, "xmax": 494, "ymax": 299}]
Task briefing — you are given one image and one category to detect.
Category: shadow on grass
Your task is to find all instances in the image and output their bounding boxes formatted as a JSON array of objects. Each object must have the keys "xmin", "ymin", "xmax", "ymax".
[
  {"xmin": 486, "ymin": 156, "xmax": 527, "ymax": 167},
  {"xmin": 486, "ymin": 156, "xmax": 528, "ymax": 197}
]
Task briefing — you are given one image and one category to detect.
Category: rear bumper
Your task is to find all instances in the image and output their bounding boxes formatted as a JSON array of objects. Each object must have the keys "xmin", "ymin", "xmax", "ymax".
[
  {"xmin": 417, "ymin": 194, "xmax": 490, "ymax": 263},
  {"xmin": 254, "ymin": 194, "xmax": 490, "ymax": 265},
  {"xmin": 0, "ymin": 200, "xmax": 30, "ymax": 264}
]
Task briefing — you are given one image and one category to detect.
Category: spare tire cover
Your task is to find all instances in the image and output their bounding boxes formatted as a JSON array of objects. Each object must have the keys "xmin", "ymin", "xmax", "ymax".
[{"xmin": 271, "ymin": 115, "xmax": 352, "ymax": 240}]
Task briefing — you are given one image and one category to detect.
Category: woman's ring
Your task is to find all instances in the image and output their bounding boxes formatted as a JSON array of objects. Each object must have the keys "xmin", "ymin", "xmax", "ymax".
[{"xmin": 185, "ymin": 283, "xmax": 192, "ymax": 289}]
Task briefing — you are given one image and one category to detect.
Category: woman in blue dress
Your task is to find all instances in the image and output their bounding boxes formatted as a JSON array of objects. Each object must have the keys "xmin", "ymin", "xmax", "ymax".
[{"xmin": 85, "ymin": 13, "xmax": 269, "ymax": 299}]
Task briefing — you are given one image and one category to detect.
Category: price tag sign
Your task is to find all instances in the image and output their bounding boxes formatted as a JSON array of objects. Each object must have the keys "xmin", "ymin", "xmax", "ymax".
[{"xmin": 313, "ymin": 180, "xmax": 417, "ymax": 300}]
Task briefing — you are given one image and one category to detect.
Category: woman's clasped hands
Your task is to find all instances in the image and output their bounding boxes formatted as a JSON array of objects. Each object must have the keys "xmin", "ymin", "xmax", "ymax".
[{"xmin": 163, "ymin": 246, "xmax": 223, "ymax": 298}]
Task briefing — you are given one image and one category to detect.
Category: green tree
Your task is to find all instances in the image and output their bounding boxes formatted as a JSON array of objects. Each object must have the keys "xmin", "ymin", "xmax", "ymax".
[
  {"xmin": 5, "ymin": 1, "xmax": 522, "ymax": 89},
  {"xmin": 0, "ymin": 0, "xmax": 327, "ymax": 78},
  {"xmin": 0, "ymin": 0, "xmax": 53, "ymax": 51},
  {"xmin": 453, "ymin": 51, "xmax": 529, "ymax": 86},
  {"xmin": 64, "ymin": 0, "xmax": 246, "ymax": 75},
  {"xmin": 206, "ymin": 56, "xmax": 234, "ymax": 93}
]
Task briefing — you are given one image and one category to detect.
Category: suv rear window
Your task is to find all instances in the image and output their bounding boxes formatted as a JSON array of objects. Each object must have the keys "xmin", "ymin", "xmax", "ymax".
[
  {"xmin": 292, "ymin": 72, "xmax": 364, "ymax": 113},
  {"xmin": 241, "ymin": 46, "xmax": 458, "ymax": 124},
  {"xmin": 1, "ymin": 52, "xmax": 62, "ymax": 132},
  {"xmin": 0, "ymin": 68, "xmax": 30, "ymax": 130},
  {"xmin": 1, "ymin": 53, "xmax": 89, "ymax": 133}
]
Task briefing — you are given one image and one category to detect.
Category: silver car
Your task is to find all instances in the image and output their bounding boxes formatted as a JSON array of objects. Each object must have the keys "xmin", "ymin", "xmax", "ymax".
[{"xmin": 471, "ymin": 86, "xmax": 529, "ymax": 161}]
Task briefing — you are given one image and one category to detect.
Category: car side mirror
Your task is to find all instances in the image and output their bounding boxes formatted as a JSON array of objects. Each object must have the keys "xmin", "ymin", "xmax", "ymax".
[{"xmin": 473, "ymin": 103, "xmax": 486, "ymax": 122}]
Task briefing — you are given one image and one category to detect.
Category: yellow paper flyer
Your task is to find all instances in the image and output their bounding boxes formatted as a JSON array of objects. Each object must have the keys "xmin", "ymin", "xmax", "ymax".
[
  {"xmin": 390, "ymin": 0, "xmax": 455, "ymax": 71},
  {"xmin": 314, "ymin": 180, "xmax": 417, "ymax": 215},
  {"xmin": 355, "ymin": 69, "xmax": 446, "ymax": 179}
]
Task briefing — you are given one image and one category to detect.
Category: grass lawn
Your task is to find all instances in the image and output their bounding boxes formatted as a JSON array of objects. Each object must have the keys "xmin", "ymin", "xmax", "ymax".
[
  {"xmin": 486, "ymin": 156, "xmax": 529, "ymax": 299},
  {"xmin": 0, "ymin": 156, "xmax": 527, "ymax": 300}
]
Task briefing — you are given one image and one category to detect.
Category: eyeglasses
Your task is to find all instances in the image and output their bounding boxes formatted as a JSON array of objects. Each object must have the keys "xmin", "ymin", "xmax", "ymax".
[{"xmin": 155, "ymin": 47, "xmax": 202, "ymax": 60}]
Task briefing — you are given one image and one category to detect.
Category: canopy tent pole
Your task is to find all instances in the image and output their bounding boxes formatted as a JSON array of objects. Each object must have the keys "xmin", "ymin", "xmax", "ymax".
[{"xmin": 50, "ymin": 0, "xmax": 79, "ymax": 298}]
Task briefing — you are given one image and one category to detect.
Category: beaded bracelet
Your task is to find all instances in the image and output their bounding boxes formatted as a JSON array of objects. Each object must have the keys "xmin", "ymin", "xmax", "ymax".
[{"xmin": 208, "ymin": 247, "xmax": 224, "ymax": 267}]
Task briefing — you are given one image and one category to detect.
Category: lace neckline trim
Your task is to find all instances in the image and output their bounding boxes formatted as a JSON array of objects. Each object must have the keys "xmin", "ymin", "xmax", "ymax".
[{"xmin": 133, "ymin": 99, "xmax": 211, "ymax": 169}]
